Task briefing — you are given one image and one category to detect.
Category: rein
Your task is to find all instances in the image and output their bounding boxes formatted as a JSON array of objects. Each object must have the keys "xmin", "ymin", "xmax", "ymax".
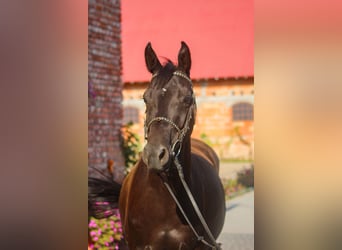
[
  {"xmin": 162, "ymin": 157, "xmax": 222, "ymax": 250},
  {"xmin": 146, "ymin": 71, "xmax": 221, "ymax": 249}
]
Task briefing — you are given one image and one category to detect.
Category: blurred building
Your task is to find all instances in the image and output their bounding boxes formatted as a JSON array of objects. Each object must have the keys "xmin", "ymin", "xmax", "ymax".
[
  {"xmin": 88, "ymin": 0, "xmax": 125, "ymax": 181},
  {"xmin": 121, "ymin": 0, "xmax": 254, "ymax": 160}
]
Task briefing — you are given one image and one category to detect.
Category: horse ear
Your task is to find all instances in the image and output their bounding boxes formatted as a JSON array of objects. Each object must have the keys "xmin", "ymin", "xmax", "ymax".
[
  {"xmin": 145, "ymin": 42, "xmax": 162, "ymax": 74},
  {"xmin": 177, "ymin": 41, "xmax": 191, "ymax": 75}
]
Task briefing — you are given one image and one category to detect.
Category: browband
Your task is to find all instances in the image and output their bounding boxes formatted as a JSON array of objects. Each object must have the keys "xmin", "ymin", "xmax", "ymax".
[{"xmin": 151, "ymin": 71, "xmax": 192, "ymax": 84}]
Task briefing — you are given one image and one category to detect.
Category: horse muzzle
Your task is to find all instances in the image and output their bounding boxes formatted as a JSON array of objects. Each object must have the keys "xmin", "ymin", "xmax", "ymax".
[{"xmin": 142, "ymin": 143, "xmax": 171, "ymax": 171}]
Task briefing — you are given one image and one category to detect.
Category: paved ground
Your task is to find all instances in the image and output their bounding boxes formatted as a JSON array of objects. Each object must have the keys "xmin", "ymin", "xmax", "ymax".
[{"xmin": 217, "ymin": 190, "xmax": 254, "ymax": 250}]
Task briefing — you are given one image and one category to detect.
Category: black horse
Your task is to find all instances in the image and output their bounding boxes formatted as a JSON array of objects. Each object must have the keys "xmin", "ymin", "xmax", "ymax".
[{"xmin": 89, "ymin": 42, "xmax": 225, "ymax": 249}]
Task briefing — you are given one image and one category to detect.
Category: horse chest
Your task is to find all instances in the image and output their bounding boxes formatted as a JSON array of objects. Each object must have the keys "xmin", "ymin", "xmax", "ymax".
[
  {"xmin": 124, "ymin": 183, "xmax": 196, "ymax": 248},
  {"xmin": 128, "ymin": 186, "xmax": 177, "ymax": 228},
  {"xmin": 128, "ymin": 222, "xmax": 194, "ymax": 249}
]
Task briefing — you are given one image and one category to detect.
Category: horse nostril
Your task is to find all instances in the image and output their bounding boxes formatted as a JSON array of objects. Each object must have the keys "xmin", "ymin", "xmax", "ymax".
[
  {"xmin": 143, "ymin": 144, "xmax": 169, "ymax": 169},
  {"xmin": 158, "ymin": 146, "xmax": 169, "ymax": 166},
  {"xmin": 159, "ymin": 148, "xmax": 166, "ymax": 161}
]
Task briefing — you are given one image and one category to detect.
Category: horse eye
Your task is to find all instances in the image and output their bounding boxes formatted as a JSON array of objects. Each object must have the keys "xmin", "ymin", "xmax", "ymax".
[
  {"xmin": 183, "ymin": 96, "xmax": 193, "ymax": 105},
  {"xmin": 142, "ymin": 96, "xmax": 147, "ymax": 103}
]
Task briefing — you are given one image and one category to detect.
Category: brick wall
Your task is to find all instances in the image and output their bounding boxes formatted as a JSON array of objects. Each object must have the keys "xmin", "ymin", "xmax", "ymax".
[
  {"xmin": 123, "ymin": 77, "xmax": 254, "ymax": 160},
  {"xmin": 88, "ymin": 0, "xmax": 125, "ymax": 181}
]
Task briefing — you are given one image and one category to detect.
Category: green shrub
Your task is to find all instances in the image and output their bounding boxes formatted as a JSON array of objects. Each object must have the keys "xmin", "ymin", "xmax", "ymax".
[
  {"xmin": 121, "ymin": 122, "xmax": 141, "ymax": 174},
  {"xmin": 221, "ymin": 178, "xmax": 244, "ymax": 200},
  {"xmin": 237, "ymin": 164, "xmax": 254, "ymax": 188}
]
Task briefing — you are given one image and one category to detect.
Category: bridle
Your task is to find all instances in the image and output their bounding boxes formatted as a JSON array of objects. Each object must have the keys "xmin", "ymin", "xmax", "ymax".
[
  {"xmin": 143, "ymin": 71, "xmax": 222, "ymax": 249},
  {"xmin": 144, "ymin": 71, "xmax": 195, "ymax": 158}
]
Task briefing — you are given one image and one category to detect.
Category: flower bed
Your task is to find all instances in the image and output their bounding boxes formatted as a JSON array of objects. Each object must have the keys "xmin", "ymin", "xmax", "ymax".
[
  {"xmin": 88, "ymin": 209, "xmax": 123, "ymax": 250},
  {"xmin": 221, "ymin": 164, "xmax": 254, "ymax": 200}
]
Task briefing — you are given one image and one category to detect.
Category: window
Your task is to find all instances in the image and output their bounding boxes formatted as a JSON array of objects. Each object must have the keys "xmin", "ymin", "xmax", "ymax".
[
  {"xmin": 123, "ymin": 106, "xmax": 139, "ymax": 124},
  {"xmin": 232, "ymin": 102, "xmax": 253, "ymax": 121}
]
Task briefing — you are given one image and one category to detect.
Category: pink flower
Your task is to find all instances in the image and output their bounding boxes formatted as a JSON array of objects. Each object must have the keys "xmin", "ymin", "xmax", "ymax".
[
  {"xmin": 104, "ymin": 210, "xmax": 113, "ymax": 216},
  {"xmin": 89, "ymin": 219, "xmax": 97, "ymax": 228}
]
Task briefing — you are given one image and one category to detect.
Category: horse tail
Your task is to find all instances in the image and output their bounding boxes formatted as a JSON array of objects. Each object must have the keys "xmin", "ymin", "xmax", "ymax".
[{"xmin": 88, "ymin": 166, "xmax": 122, "ymax": 219}]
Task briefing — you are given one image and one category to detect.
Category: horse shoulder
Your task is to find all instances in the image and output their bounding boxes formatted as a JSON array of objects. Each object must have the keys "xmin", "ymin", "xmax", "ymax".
[
  {"xmin": 119, "ymin": 160, "xmax": 143, "ymax": 238},
  {"xmin": 191, "ymin": 138, "xmax": 220, "ymax": 172}
]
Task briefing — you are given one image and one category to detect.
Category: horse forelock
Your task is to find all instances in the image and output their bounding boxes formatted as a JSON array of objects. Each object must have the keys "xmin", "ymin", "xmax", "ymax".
[{"xmin": 152, "ymin": 60, "xmax": 176, "ymax": 88}]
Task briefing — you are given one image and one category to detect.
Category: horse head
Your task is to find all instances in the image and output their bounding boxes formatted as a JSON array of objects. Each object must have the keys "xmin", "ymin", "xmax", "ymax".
[{"xmin": 142, "ymin": 42, "xmax": 196, "ymax": 171}]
